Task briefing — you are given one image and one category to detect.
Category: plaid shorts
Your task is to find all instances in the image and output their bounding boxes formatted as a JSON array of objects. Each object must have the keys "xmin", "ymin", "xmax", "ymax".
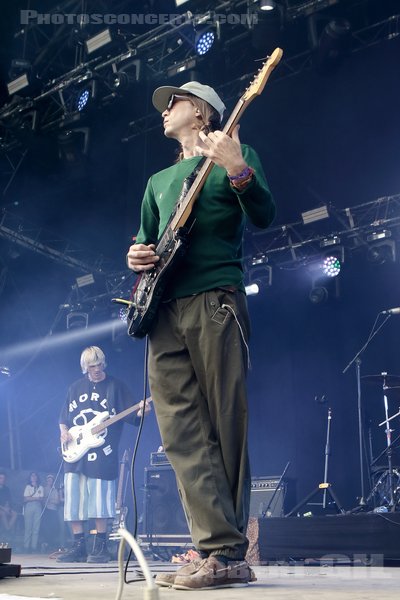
[{"xmin": 63, "ymin": 472, "xmax": 116, "ymax": 521}]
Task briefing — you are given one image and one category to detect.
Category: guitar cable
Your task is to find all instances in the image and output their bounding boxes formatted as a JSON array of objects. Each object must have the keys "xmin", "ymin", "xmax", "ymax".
[{"xmin": 122, "ymin": 335, "xmax": 152, "ymax": 586}]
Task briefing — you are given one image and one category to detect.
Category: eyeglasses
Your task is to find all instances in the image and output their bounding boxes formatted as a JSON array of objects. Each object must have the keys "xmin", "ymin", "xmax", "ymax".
[{"xmin": 167, "ymin": 94, "xmax": 193, "ymax": 110}]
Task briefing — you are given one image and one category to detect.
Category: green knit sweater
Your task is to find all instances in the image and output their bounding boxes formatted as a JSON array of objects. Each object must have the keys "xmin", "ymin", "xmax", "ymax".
[{"xmin": 135, "ymin": 144, "xmax": 275, "ymax": 299}]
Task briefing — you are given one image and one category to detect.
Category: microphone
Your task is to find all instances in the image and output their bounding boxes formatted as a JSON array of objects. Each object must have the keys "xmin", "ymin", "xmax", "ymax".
[{"xmin": 381, "ymin": 307, "xmax": 400, "ymax": 315}]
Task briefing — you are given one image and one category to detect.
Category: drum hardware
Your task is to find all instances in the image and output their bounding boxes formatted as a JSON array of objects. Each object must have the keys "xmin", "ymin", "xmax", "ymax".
[
  {"xmin": 366, "ymin": 467, "xmax": 400, "ymax": 508},
  {"xmin": 361, "ymin": 374, "xmax": 400, "ymax": 387},
  {"xmin": 342, "ymin": 311, "xmax": 393, "ymax": 508},
  {"xmin": 378, "ymin": 408, "xmax": 400, "ymax": 427},
  {"xmin": 285, "ymin": 407, "xmax": 345, "ymax": 517},
  {"xmin": 366, "ymin": 373, "xmax": 400, "ymax": 510}
]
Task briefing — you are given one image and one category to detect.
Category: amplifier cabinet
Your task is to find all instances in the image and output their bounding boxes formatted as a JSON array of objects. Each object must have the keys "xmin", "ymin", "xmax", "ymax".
[
  {"xmin": 141, "ymin": 465, "xmax": 190, "ymax": 539},
  {"xmin": 250, "ymin": 477, "xmax": 286, "ymax": 518},
  {"xmin": 141, "ymin": 469, "xmax": 286, "ymax": 542}
]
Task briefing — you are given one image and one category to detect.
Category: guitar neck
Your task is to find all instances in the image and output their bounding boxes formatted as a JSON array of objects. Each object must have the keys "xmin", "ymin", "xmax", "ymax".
[
  {"xmin": 170, "ymin": 99, "xmax": 248, "ymax": 231},
  {"xmin": 91, "ymin": 399, "xmax": 149, "ymax": 434}
]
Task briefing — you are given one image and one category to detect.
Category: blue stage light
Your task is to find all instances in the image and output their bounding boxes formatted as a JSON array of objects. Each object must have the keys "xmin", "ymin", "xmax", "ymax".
[
  {"xmin": 195, "ymin": 31, "xmax": 215, "ymax": 56},
  {"xmin": 76, "ymin": 89, "xmax": 90, "ymax": 112}
]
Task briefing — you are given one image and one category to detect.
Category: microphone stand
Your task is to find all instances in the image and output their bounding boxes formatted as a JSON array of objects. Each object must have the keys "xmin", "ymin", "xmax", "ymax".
[
  {"xmin": 285, "ymin": 407, "xmax": 344, "ymax": 517},
  {"xmin": 342, "ymin": 312, "xmax": 392, "ymax": 508},
  {"xmin": 261, "ymin": 461, "xmax": 290, "ymax": 517}
]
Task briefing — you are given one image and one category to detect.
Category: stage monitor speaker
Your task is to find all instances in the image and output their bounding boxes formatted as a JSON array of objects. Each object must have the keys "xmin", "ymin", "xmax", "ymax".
[
  {"xmin": 142, "ymin": 466, "xmax": 189, "ymax": 537},
  {"xmin": 250, "ymin": 476, "xmax": 286, "ymax": 518}
]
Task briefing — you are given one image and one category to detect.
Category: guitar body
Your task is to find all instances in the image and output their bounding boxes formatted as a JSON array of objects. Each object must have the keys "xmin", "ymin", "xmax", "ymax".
[
  {"xmin": 61, "ymin": 398, "xmax": 151, "ymax": 463},
  {"xmin": 127, "ymin": 226, "xmax": 189, "ymax": 338},
  {"xmin": 62, "ymin": 411, "xmax": 110, "ymax": 463}
]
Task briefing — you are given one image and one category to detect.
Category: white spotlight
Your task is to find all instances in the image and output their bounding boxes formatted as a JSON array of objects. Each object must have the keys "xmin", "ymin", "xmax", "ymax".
[
  {"xmin": 260, "ymin": 0, "xmax": 276, "ymax": 11},
  {"xmin": 245, "ymin": 283, "xmax": 260, "ymax": 296}
]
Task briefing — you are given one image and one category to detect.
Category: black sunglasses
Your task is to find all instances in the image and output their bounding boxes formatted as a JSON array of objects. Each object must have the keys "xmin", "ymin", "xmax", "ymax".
[{"xmin": 167, "ymin": 94, "xmax": 193, "ymax": 110}]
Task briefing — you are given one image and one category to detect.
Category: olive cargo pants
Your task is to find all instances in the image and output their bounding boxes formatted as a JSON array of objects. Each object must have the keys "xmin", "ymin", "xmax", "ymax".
[{"xmin": 148, "ymin": 289, "xmax": 251, "ymax": 559}]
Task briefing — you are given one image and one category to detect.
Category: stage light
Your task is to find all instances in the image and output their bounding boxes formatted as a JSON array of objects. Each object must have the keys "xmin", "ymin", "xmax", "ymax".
[
  {"xmin": 167, "ymin": 57, "xmax": 197, "ymax": 78},
  {"xmin": 366, "ymin": 240, "xmax": 396, "ymax": 265},
  {"xmin": 66, "ymin": 311, "xmax": 88, "ymax": 330},
  {"xmin": 109, "ymin": 61, "xmax": 141, "ymax": 91},
  {"xmin": 307, "ymin": 247, "xmax": 344, "ymax": 280},
  {"xmin": 76, "ymin": 89, "xmax": 91, "ymax": 112},
  {"xmin": 301, "ymin": 206, "xmax": 329, "ymax": 225},
  {"xmin": 260, "ymin": 0, "xmax": 276, "ymax": 10},
  {"xmin": 320, "ymin": 235, "xmax": 341, "ymax": 248},
  {"xmin": 251, "ymin": 254, "xmax": 268, "ymax": 266},
  {"xmin": 195, "ymin": 30, "xmax": 215, "ymax": 56},
  {"xmin": 112, "ymin": 72, "xmax": 130, "ymax": 89},
  {"xmin": 76, "ymin": 273, "xmax": 95, "ymax": 288},
  {"xmin": 58, "ymin": 127, "xmax": 90, "ymax": 165},
  {"xmin": 85, "ymin": 29, "xmax": 112, "ymax": 54},
  {"xmin": 367, "ymin": 230, "xmax": 391, "ymax": 242},
  {"xmin": 246, "ymin": 265, "xmax": 272, "ymax": 295},
  {"xmin": 118, "ymin": 307, "xmax": 128, "ymax": 322},
  {"xmin": 309, "ymin": 285, "xmax": 328, "ymax": 304},
  {"xmin": 245, "ymin": 283, "xmax": 260, "ymax": 296},
  {"xmin": 322, "ymin": 256, "xmax": 341, "ymax": 278},
  {"xmin": 316, "ymin": 19, "xmax": 351, "ymax": 70},
  {"xmin": 7, "ymin": 73, "xmax": 29, "ymax": 96},
  {"xmin": 7, "ymin": 58, "xmax": 31, "ymax": 95}
]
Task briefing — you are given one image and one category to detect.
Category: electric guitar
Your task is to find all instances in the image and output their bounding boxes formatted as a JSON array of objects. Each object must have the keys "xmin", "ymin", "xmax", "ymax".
[
  {"xmin": 121, "ymin": 48, "xmax": 283, "ymax": 338},
  {"xmin": 61, "ymin": 397, "xmax": 152, "ymax": 463}
]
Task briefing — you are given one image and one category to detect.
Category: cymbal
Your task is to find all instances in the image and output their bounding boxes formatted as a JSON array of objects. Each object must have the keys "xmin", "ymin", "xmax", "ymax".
[{"xmin": 362, "ymin": 374, "xmax": 400, "ymax": 387}]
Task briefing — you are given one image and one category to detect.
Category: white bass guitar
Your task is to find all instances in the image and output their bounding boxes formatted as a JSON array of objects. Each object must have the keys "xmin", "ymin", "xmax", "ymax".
[{"xmin": 62, "ymin": 397, "xmax": 152, "ymax": 463}]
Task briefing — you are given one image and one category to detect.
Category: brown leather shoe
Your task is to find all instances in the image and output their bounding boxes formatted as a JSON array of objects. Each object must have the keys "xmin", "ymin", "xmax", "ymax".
[
  {"xmin": 173, "ymin": 556, "xmax": 255, "ymax": 590},
  {"xmin": 155, "ymin": 558, "xmax": 203, "ymax": 587}
]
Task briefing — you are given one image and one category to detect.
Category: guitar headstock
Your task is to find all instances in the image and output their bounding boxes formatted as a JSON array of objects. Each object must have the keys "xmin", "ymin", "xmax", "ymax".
[{"xmin": 242, "ymin": 48, "xmax": 283, "ymax": 104}]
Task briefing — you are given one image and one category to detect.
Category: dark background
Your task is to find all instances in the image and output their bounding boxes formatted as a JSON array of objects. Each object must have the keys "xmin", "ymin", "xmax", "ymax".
[{"xmin": 1, "ymin": 0, "xmax": 400, "ymax": 517}]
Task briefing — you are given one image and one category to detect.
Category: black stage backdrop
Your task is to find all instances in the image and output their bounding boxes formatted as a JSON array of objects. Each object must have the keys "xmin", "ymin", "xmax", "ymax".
[{"xmin": 1, "ymin": 30, "xmax": 400, "ymax": 515}]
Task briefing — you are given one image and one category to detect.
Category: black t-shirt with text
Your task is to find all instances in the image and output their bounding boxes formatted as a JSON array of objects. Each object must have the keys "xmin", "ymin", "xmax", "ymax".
[{"xmin": 59, "ymin": 375, "xmax": 136, "ymax": 480}]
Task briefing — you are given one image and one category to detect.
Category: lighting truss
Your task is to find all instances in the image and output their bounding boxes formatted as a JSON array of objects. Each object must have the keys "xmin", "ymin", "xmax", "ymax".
[
  {"xmin": 123, "ymin": 12, "xmax": 399, "ymax": 140},
  {"xmin": 246, "ymin": 194, "xmax": 400, "ymax": 271},
  {"xmin": 286, "ymin": 0, "xmax": 340, "ymax": 20},
  {"xmin": 0, "ymin": 208, "xmax": 138, "ymax": 320},
  {"xmin": 0, "ymin": 210, "xmax": 118, "ymax": 275},
  {"xmin": 0, "ymin": 4, "xmax": 398, "ymax": 193}
]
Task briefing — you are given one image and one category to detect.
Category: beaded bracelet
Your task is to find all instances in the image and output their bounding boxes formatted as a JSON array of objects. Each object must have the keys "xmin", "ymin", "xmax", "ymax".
[
  {"xmin": 231, "ymin": 174, "xmax": 254, "ymax": 190},
  {"xmin": 227, "ymin": 166, "xmax": 254, "ymax": 182}
]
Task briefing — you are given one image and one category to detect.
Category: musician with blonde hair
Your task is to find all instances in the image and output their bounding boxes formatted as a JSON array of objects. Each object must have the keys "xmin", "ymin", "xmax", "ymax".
[{"xmin": 58, "ymin": 346, "xmax": 148, "ymax": 563}]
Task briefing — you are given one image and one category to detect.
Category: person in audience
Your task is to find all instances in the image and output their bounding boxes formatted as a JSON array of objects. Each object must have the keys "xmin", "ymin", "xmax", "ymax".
[{"xmin": 23, "ymin": 471, "xmax": 44, "ymax": 553}]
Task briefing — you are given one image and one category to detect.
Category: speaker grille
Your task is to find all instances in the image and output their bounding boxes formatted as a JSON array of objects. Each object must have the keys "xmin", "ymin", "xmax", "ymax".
[
  {"xmin": 142, "ymin": 466, "xmax": 189, "ymax": 536},
  {"xmin": 250, "ymin": 477, "xmax": 286, "ymax": 518}
]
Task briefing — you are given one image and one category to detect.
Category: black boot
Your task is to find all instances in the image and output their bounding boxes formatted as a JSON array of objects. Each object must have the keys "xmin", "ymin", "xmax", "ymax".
[
  {"xmin": 56, "ymin": 538, "xmax": 87, "ymax": 563},
  {"xmin": 87, "ymin": 535, "xmax": 111, "ymax": 563}
]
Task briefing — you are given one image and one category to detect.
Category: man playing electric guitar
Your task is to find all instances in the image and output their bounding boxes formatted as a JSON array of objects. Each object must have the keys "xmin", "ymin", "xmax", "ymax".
[
  {"xmin": 126, "ymin": 72, "xmax": 277, "ymax": 589},
  {"xmin": 58, "ymin": 346, "xmax": 150, "ymax": 563}
]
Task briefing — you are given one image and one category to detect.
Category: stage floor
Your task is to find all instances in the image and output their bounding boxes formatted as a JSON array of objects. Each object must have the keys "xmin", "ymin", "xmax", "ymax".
[{"xmin": 1, "ymin": 554, "xmax": 400, "ymax": 600}]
